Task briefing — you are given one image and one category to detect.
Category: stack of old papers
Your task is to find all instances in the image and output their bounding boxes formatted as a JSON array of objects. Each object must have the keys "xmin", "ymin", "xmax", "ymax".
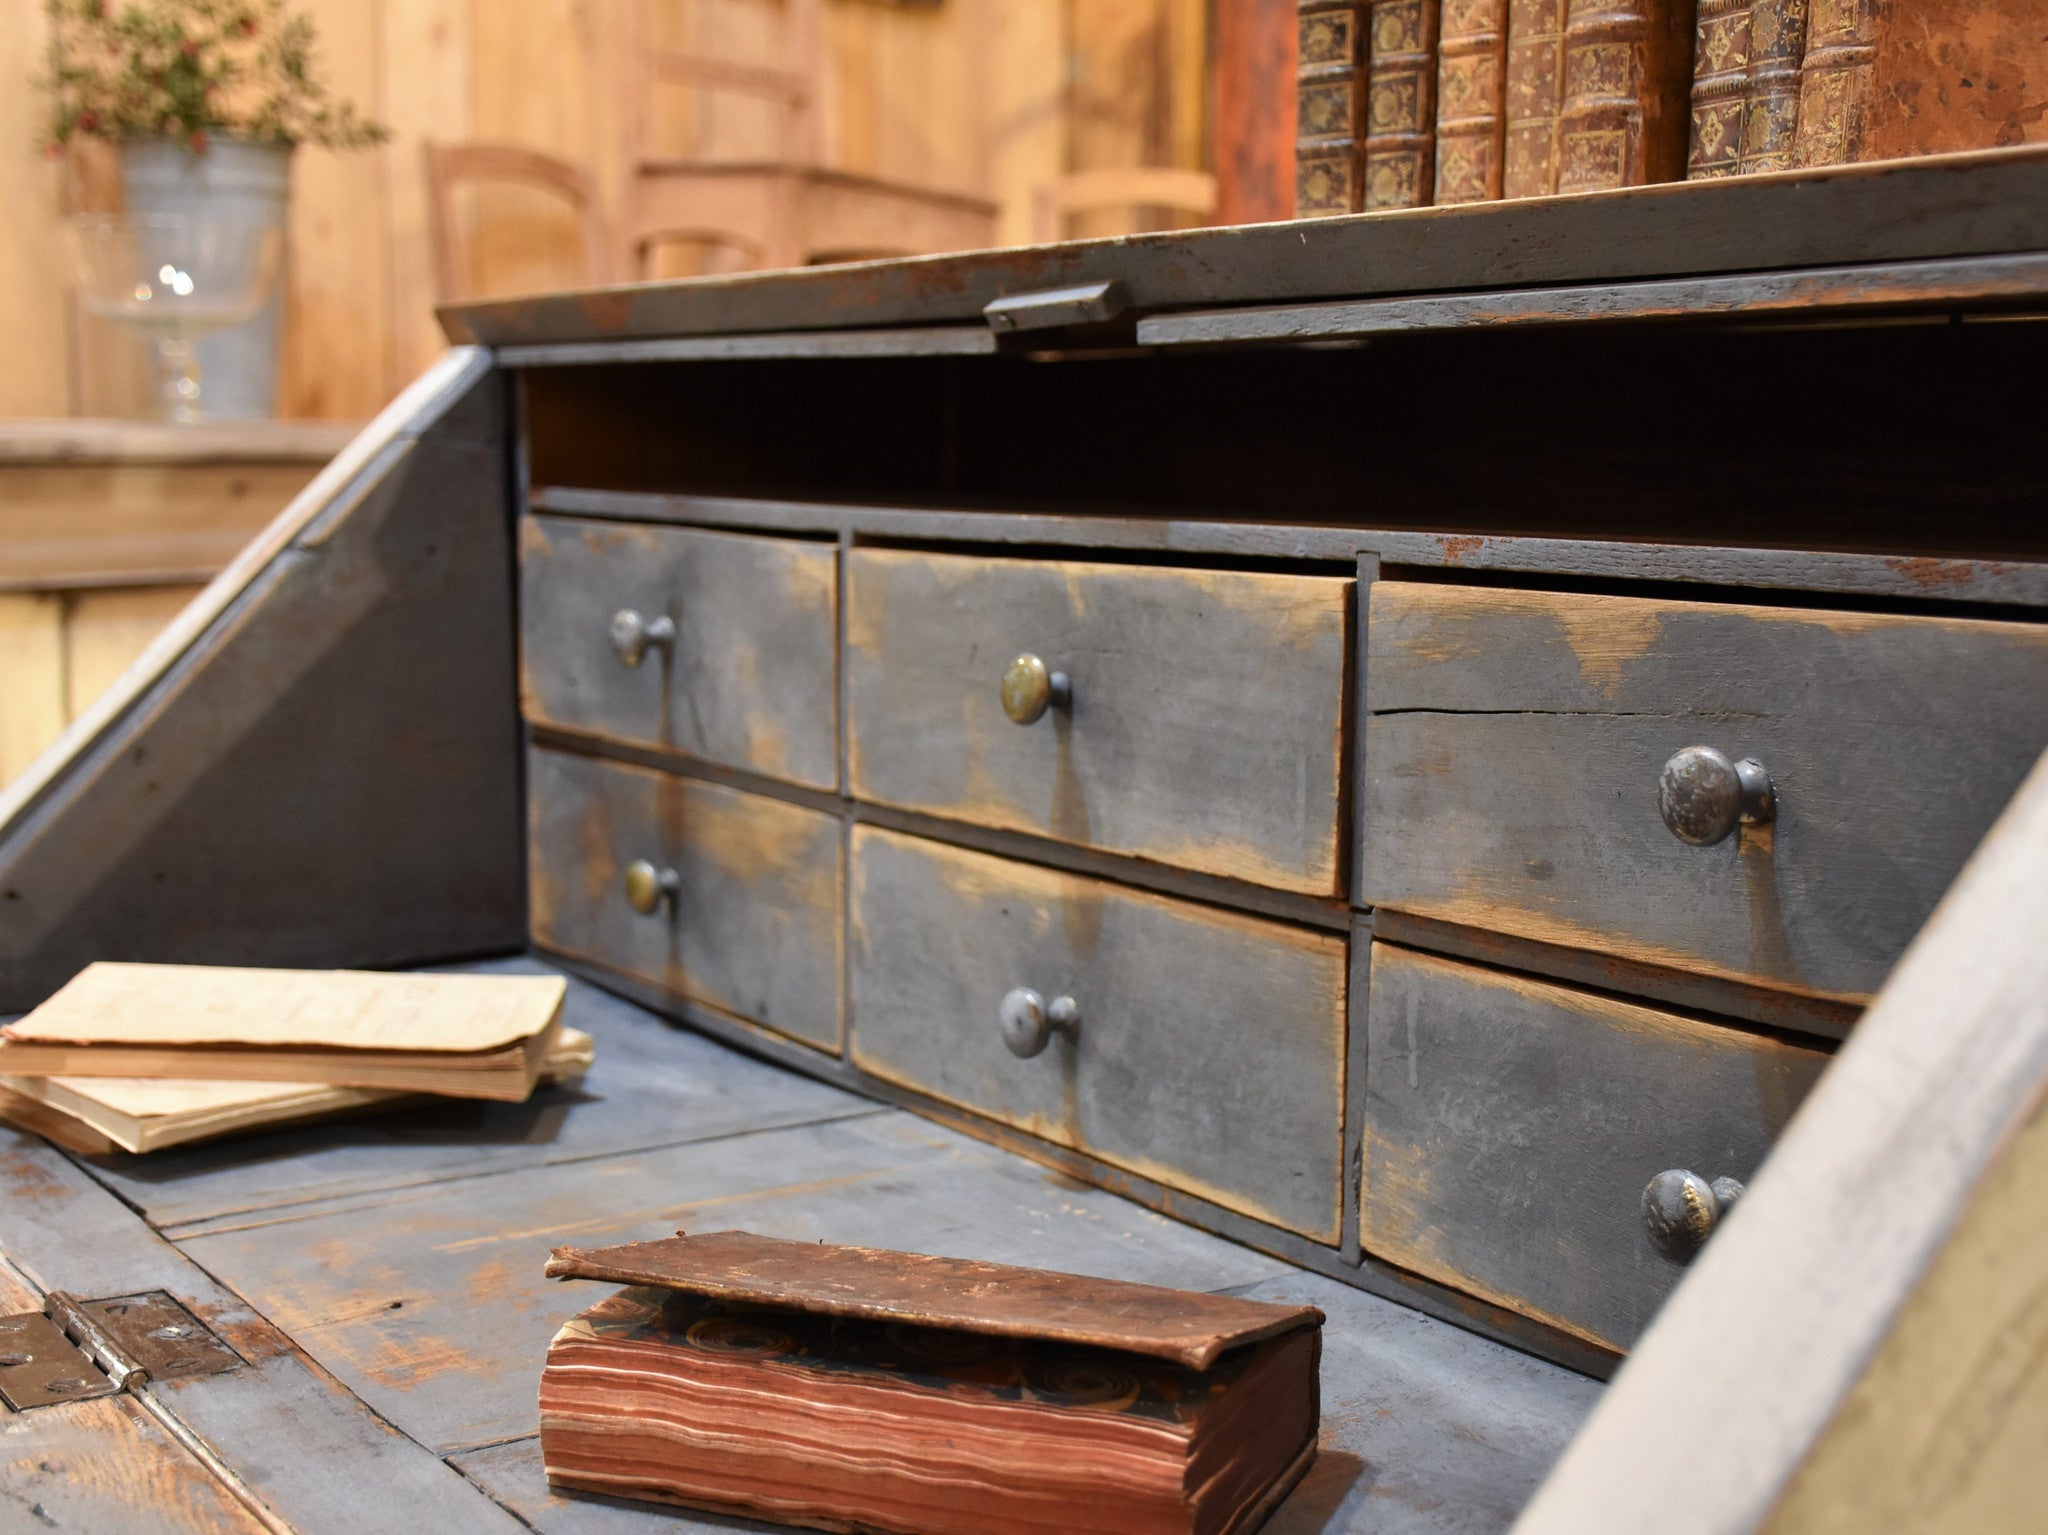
[{"xmin": 0, "ymin": 963, "xmax": 589, "ymax": 1155}]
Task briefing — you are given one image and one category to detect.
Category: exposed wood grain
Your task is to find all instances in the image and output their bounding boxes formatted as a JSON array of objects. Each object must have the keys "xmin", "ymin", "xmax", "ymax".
[
  {"xmin": 0, "ymin": 1129, "xmax": 532, "ymax": 1532},
  {"xmin": 442, "ymin": 145, "xmax": 2048, "ymax": 345},
  {"xmin": 1362, "ymin": 582, "xmax": 2048, "ymax": 1002},
  {"xmin": 1362, "ymin": 942, "xmax": 1830, "ymax": 1353},
  {"xmin": 0, "ymin": 4, "xmax": 68, "ymax": 418},
  {"xmin": 0, "ymin": 358, "xmax": 523, "ymax": 1013},
  {"xmin": 0, "ymin": 594, "xmax": 65, "ymax": 785},
  {"xmin": 527, "ymin": 748, "xmax": 844, "ymax": 1051},
  {"xmin": 1512, "ymin": 745, "xmax": 2048, "ymax": 1535},
  {"xmin": 0, "ymin": 1393, "xmax": 271, "ymax": 1534},
  {"xmin": 849, "ymin": 825, "xmax": 1348, "ymax": 1242},
  {"xmin": 173, "ymin": 1109, "xmax": 1291, "ymax": 1454},
  {"xmin": 521, "ymin": 515, "xmax": 838, "ymax": 789},
  {"xmin": 847, "ymin": 547, "xmax": 1351, "ymax": 894}
]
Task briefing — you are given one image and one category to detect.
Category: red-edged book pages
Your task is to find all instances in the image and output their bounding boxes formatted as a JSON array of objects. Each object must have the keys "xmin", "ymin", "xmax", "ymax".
[{"xmin": 539, "ymin": 1230, "xmax": 1325, "ymax": 1535}]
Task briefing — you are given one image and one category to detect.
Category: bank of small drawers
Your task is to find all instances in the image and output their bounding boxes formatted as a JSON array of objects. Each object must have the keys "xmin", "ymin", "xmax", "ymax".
[{"xmin": 518, "ymin": 507, "xmax": 2048, "ymax": 1360}]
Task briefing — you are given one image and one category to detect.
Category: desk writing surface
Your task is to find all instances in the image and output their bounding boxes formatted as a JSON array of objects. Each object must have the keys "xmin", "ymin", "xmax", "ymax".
[{"xmin": 0, "ymin": 961, "xmax": 1597, "ymax": 1533}]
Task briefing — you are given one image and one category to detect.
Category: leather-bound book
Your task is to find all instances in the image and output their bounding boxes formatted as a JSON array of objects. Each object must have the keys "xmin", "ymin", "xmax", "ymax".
[
  {"xmin": 1296, "ymin": 1, "xmax": 1369, "ymax": 215},
  {"xmin": 540, "ymin": 1231, "xmax": 1325, "ymax": 1535},
  {"xmin": 1688, "ymin": 0, "xmax": 1752, "ymax": 175},
  {"xmin": 1436, "ymin": 0, "xmax": 1511, "ymax": 200},
  {"xmin": 1364, "ymin": 0, "xmax": 1442, "ymax": 207},
  {"xmin": 1740, "ymin": 0, "xmax": 1807, "ymax": 169},
  {"xmin": 1556, "ymin": 0, "xmax": 1696, "ymax": 192},
  {"xmin": 1795, "ymin": 0, "xmax": 2048, "ymax": 168},
  {"xmin": 1504, "ymin": 0, "xmax": 1572, "ymax": 194}
]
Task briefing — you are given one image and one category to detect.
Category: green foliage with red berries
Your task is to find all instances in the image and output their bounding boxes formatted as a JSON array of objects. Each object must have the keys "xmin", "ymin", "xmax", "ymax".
[{"xmin": 39, "ymin": 0, "xmax": 389, "ymax": 151}]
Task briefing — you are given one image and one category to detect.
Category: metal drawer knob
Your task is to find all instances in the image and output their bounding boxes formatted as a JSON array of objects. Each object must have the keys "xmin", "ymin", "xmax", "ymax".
[
  {"xmin": 1000, "ymin": 653, "xmax": 1071, "ymax": 725},
  {"xmin": 623, "ymin": 859, "xmax": 680, "ymax": 915},
  {"xmin": 1642, "ymin": 1169, "xmax": 1746, "ymax": 1265},
  {"xmin": 610, "ymin": 608, "xmax": 676, "ymax": 668},
  {"xmin": 998, "ymin": 987, "xmax": 1080, "ymax": 1058},
  {"xmin": 1656, "ymin": 746, "xmax": 1774, "ymax": 846}
]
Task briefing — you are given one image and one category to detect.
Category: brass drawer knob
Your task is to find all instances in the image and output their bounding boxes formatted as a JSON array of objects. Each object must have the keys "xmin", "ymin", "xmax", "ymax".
[
  {"xmin": 1000, "ymin": 653, "xmax": 1071, "ymax": 725},
  {"xmin": 1642, "ymin": 1169, "xmax": 1746, "ymax": 1265},
  {"xmin": 623, "ymin": 859, "xmax": 680, "ymax": 915},
  {"xmin": 1657, "ymin": 746, "xmax": 1774, "ymax": 846},
  {"xmin": 998, "ymin": 987, "xmax": 1080, "ymax": 1058},
  {"xmin": 610, "ymin": 608, "xmax": 676, "ymax": 668}
]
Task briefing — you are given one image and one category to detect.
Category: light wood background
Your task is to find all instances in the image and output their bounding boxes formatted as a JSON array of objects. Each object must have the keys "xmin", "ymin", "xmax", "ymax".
[{"xmin": 0, "ymin": 0, "xmax": 1213, "ymax": 423}]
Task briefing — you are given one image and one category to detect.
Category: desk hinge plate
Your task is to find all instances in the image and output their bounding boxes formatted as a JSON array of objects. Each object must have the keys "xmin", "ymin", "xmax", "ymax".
[
  {"xmin": 0, "ymin": 1311, "xmax": 118, "ymax": 1411},
  {"xmin": 0, "ymin": 1291, "xmax": 241, "ymax": 1411}
]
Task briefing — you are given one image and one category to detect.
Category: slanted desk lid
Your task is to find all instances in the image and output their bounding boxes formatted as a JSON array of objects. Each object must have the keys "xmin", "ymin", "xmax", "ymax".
[{"xmin": 545, "ymin": 1230, "xmax": 1324, "ymax": 1371}]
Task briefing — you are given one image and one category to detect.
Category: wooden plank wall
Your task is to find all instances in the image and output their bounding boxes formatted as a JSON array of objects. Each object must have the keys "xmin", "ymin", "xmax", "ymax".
[{"xmin": 0, "ymin": 0, "xmax": 1211, "ymax": 422}]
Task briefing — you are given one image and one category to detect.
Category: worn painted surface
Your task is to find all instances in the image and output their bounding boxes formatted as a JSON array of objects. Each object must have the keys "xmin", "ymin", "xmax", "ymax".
[
  {"xmin": 849, "ymin": 825, "xmax": 1347, "ymax": 1243},
  {"xmin": 0, "ymin": 1392, "xmax": 270, "ymax": 1534},
  {"xmin": 1361, "ymin": 943, "xmax": 1830, "ymax": 1353},
  {"xmin": 0, "ymin": 368, "xmax": 524, "ymax": 1013},
  {"xmin": 528, "ymin": 749, "xmax": 843, "ymax": 1052},
  {"xmin": 520, "ymin": 515, "xmax": 838, "ymax": 791},
  {"xmin": 1362, "ymin": 581, "xmax": 2048, "ymax": 1001},
  {"xmin": 847, "ymin": 547, "xmax": 1351, "ymax": 895}
]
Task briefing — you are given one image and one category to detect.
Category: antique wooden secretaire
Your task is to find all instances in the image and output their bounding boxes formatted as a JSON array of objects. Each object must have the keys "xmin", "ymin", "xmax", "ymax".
[{"xmin": 3, "ymin": 146, "xmax": 2047, "ymax": 1533}]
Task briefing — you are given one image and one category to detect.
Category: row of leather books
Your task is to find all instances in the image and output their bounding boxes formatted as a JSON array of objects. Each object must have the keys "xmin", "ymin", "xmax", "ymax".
[{"xmin": 1296, "ymin": 0, "xmax": 2048, "ymax": 215}]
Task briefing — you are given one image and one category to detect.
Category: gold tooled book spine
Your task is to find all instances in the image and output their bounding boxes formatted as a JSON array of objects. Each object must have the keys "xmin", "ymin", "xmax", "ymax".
[
  {"xmin": 1504, "ymin": 0, "xmax": 1570, "ymax": 196},
  {"xmin": 1436, "ymin": 0, "xmax": 1510, "ymax": 201},
  {"xmin": 1557, "ymin": 0, "xmax": 1696, "ymax": 193},
  {"xmin": 1738, "ymin": 0, "xmax": 1807, "ymax": 170},
  {"xmin": 1297, "ymin": 1, "xmax": 1369, "ymax": 215},
  {"xmin": 1364, "ymin": 0, "xmax": 1441, "ymax": 207},
  {"xmin": 1687, "ymin": 0, "xmax": 1751, "ymax": 176}
]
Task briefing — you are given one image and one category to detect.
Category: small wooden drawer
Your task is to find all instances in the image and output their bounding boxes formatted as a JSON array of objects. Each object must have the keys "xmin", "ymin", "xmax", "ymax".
[
  {"xmin": 519, "ymin": 515, "xmax": 838, "ymax": 790},
  {"xmin": 528, "ymin": 748, "xmax": 843, "ymax": 1051},
  {"xmin": 849, "ymin": 825, "xmax": 1347, "ymax": 1241},
  {"xmin": 1362, "ymin": 582, "xmax": 2048, "ymax": 1002},
  {"xmin": 846, "ymin": 548, "xmax": 1351, "ymax": 895},
  {"xmin": 1361, "ymin": 942, "xmax": 1829, "ymax": 1353}
]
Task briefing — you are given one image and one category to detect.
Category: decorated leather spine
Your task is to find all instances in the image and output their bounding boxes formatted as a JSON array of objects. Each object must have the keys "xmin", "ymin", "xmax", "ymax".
[
  {"xmin": 1556, "ymin": 0, "xmax": 1696, "ymax": 193},
  {"xmin": 1364, "ymin": 0, "xmax": 1441, "ymax": 208},
  {"xmin": 1435, "ymin": 0, "xmax": 1510, "ymax": 201},
  {"xmin": 1503, "ymin": 0, "xmax": 1570, "ymax": 196},
  {"xmin": 1687, "ymin": 0, "xmax": 1751, "ymax": 176},
  {"xmin": 1792, "ymin": 0, "xmax": 1874, "ymax": 167},
  {"xmin": 1296, "ymin": 2, "xmax": 1369, "ymax": 215},
  {"xmin": 1739, "ymin": 0, "xmax": 1808, "ymax": 170}
]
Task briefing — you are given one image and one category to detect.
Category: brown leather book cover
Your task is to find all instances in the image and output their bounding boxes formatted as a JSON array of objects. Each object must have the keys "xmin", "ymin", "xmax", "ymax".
[
  {"xmin": 1505, "ymin": 0, "xmax": 1573, "ymax": 194},
  {"xmin": 540, "ymin": 1233, "xmax": 1324, "ymax": 1535},
  {"xmin": 1557, "ymin": 0, "xmax": 1697, "ymax": 191},
  {"xmin": 1689, "ymin": 0, "xmax": 1754, "ymax": 173},
  {"xmin": 1795, "ymin": 0, "xmax": 2048, "ymax": 168},
  {"xmin": 1740, "ymin": 0, "xmax": 1809, "ymax": 168},
  {"xmin": 1437, "ymin": 0, "xmax": 1512, "ymax": 199},
  {"xmin": 1365, "ymin": 0, "xmax": 1443, "ymax": 206},
  {"xmin": 1297, "ymin": 1, "xmax": 1369, "ymax": 214}
]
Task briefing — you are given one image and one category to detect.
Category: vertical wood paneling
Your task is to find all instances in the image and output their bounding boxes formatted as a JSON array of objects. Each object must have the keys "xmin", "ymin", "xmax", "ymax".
[
  {"xmin": 5, "ymin": 0, "xmax": 1216, "ymax": 417},
  {"xmin": 0, "ymin": 594, "xmax": 67, "ymax": 783}
]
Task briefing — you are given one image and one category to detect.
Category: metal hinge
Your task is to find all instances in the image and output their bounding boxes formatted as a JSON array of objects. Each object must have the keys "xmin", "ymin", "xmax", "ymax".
[
  {"xmin": 983, "ymin": 279, "xmax": 1131, "ymax": 334},
  {"xmin": 0, "ymin": 1291, "xmax": 242, "ymax": 1412}
]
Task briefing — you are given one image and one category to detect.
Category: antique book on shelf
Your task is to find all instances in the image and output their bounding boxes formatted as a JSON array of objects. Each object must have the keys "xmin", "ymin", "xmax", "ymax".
[
  {"xmin": 1556, "ymin": 0, "xmax": 1696, "ymax": 191},
  {"xmin": 1437, "ymin": 0, "xmax": 1511, "ymax": 201},
  {"xmin": 0, "ymin": 1028, "xmax": 593, "ymax": 1155},
  {"xmin": 540, "ymin": 1231, "xmax": 1325, "ymax": 1535},
  {"xmin": 1297, "ymin": 1, "xmax": 1369, "ymax": 214},
  {"xmin": 0, "ymin": 963, "xmax": 567, "ymax": 1101},
  {"xmin": 1365, "ymin": 0, "xmax": 1442, "ymax": 207},
  {"xmin": 1504, "ymin": 0, "xmax": 1572, "ymax": 194},
  {"xmin": 1795, "ymin": 0, "xmax": 2048, "ymax": 167},
  {"xmin": 1688, "ymin": 0, "xmax": 1808, "ymax": 176}
]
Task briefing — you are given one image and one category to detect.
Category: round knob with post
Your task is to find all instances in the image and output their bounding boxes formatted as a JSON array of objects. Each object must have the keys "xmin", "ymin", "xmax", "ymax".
[
  {"xmin": 1000, "ymin": 654, "xmax": 1071, "ymax": 726},
  {"xmin": 1641, "ymin": 1169, "xmax": 1747, "ymax": 1264},
  {"xmin": 998, "ymin": 987, "xmax": 1080, "ymax": 1058},
  {"xmin": 609, "ymin": 608, "xmax": 676, "ymax": 669},
  {"xmin": 622, "ymin": 859, "xmax": 680, "ymax": 916},
  {"xmin": 1656, "ymin": 746, "xmax": 1774, "ymax": 846}
]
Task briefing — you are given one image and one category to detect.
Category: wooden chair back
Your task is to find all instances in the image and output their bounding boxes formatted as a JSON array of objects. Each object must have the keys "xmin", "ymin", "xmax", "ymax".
[
  {"xmin": 1029, "ymin": 167, "xmax": 1220, "ymax": 245},
  {"xmin": 625, "ymin": 0, "xmax": 827, "ymax": 169},
  {"xmin": 423, "ymin": 142, "xmax": 614, "ymax": 304}
]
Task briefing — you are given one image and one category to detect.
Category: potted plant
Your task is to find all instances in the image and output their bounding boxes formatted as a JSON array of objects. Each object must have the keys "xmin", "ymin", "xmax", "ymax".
[{"xmin": 39, "ymin": 1, "xmax": 387, "ymax": 417}]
